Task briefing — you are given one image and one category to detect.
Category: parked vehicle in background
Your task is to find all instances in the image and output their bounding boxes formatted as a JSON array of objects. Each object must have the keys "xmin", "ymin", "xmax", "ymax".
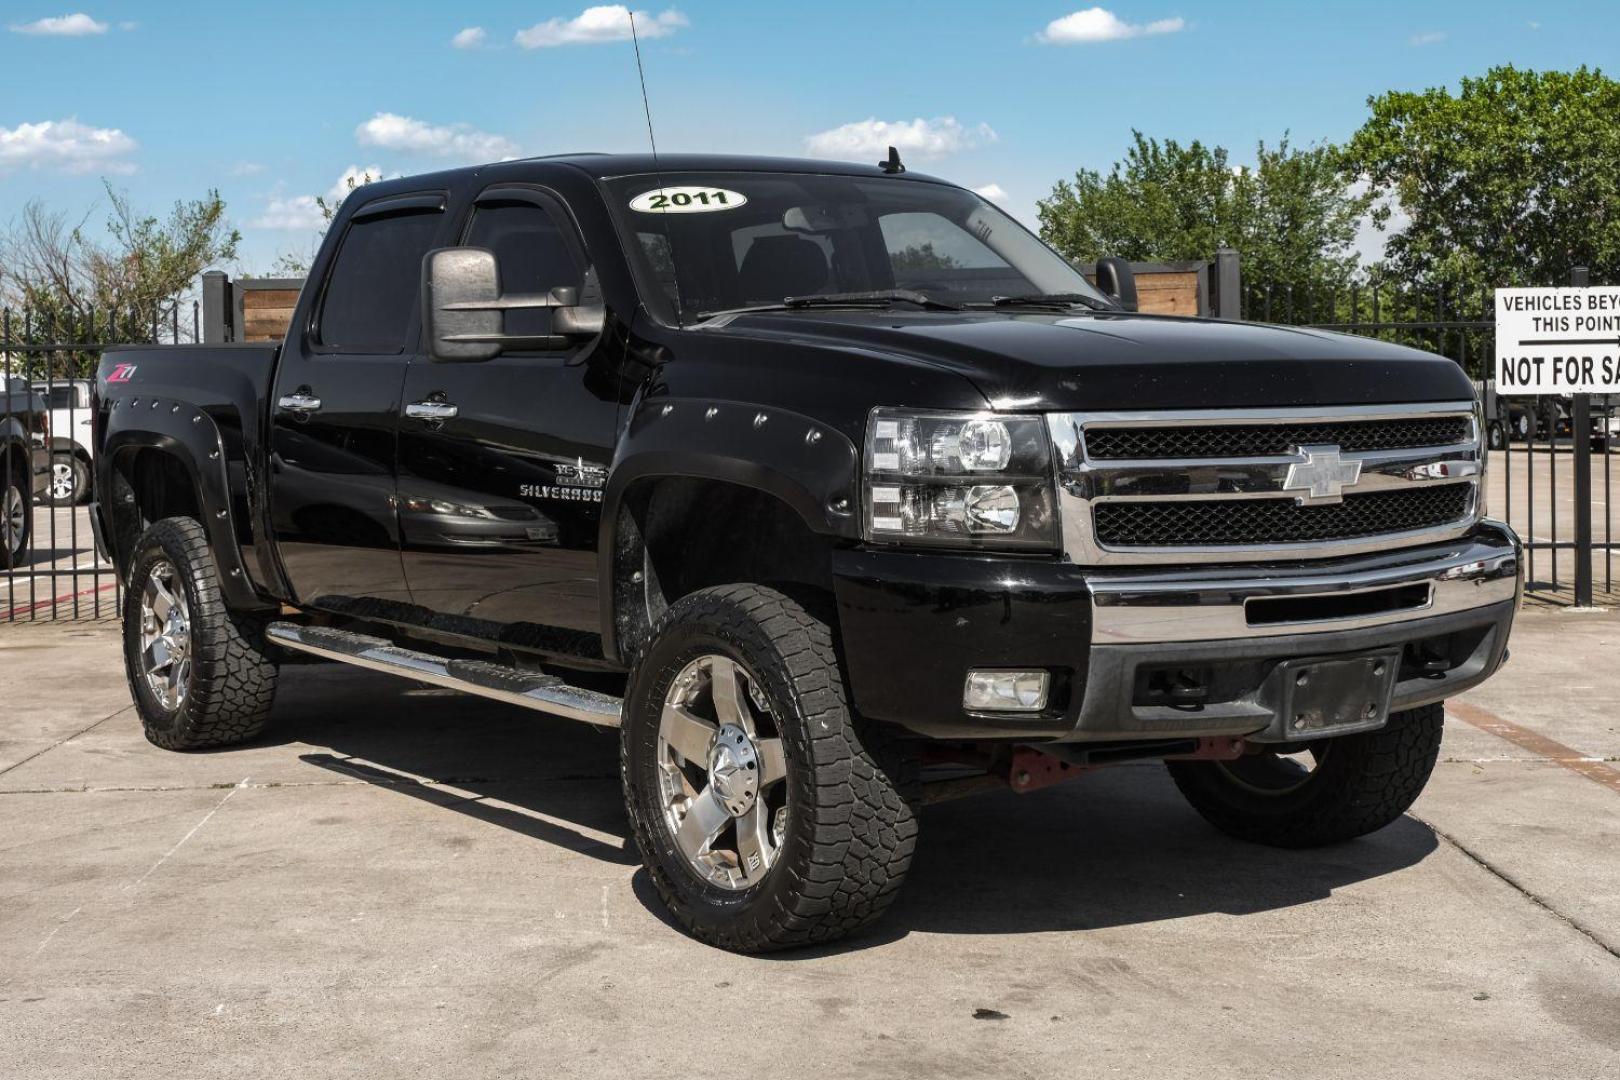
[
  {"xmin": 1, "ymin": 376, "xmax": 51, "ymax": 569},
  {"xmin": 95, "ymin": 153, "xmax": 1522, "ymax": 952},
  {"xmin": 1477, "ymin": 380, "xmax": 1544, "ymax": 449},
  {"xmin": 33, "ymin": 379, "xmax": 95, "ymax": 505}
]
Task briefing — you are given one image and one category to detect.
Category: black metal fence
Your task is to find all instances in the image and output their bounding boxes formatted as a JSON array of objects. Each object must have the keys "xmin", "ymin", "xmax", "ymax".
[
  {"xmin": 1246, "ymin": 271, "xmax": 1616, "ymax": 605},
  {"xmin": 2, "ymin": 302, "xmax": 197, "ymax": 623}
]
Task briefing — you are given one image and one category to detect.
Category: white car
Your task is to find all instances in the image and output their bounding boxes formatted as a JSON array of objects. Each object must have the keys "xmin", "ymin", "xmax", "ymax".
[{"xmin": 32, "ymin": 379, "xmax": 95, "ymax": 505}]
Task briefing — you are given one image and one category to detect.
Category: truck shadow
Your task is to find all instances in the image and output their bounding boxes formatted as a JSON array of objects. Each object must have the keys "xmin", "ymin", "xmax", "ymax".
[{"xmin": 271, "ymin": 663, "xmax": 1439, "ymax": 948}]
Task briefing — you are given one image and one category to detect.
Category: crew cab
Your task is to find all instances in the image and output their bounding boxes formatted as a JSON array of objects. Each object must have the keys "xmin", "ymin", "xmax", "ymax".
[{"xmin": 94, "ymin": 153, "xmax": 1522, "ymax": 952}]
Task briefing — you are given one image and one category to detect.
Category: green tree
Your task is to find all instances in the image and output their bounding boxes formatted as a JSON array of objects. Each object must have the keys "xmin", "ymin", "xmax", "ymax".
[
  {"xmin": 1037, "ymin": 132, "xmax": 1372, "ymax": 298},
  {"xmin": 0, "ymin": 183, "xmax": 239, "ymax": 373},
  {"xmin": 1342, "ymin": 64, "xmax": 1620, "ymax": 293}
]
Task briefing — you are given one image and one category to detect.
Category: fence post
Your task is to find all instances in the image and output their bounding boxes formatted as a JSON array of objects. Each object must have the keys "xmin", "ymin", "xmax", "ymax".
[
  {"xmin": 1210, "ymin": 248, "xmax": 1241, "ymax": 319},
  {"xmin": 201, "ymin": 270, "xmax": 234, "ymax": 344},
  {"xmin": 1570, "ymin": 266, "xmax": 1593, "ymax": 606}
]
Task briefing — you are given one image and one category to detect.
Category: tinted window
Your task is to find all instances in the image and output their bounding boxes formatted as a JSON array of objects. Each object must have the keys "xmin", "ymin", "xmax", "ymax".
[
  {"xmin": 318, "ymin": 207, "xmax": 443, "ymax": 350},
  {"xmin": 465, "ymin": 201, "xmax": 585, "ymax": 340},
  {"xmin": 41, "ymin": 386, "xmax": 79, "ymax": 409},
  {"xmin": 607, "ymin": 172, "xmax": 1109, "ymax": 321}
]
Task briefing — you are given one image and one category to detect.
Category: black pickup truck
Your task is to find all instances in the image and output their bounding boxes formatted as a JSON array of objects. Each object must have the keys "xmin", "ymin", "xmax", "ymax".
[{"xmin": 94, "ymin": 153, "xmax": 1521, "ymax": 951}]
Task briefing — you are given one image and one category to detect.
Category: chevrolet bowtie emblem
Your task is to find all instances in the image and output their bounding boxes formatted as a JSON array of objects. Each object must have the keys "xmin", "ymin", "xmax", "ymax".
[{"xmin": 1283, "ymin": 444, "xmax": 1362, "ymax": 505}]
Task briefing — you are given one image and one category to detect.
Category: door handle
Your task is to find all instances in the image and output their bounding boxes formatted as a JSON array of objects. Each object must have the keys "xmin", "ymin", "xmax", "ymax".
[
  {"xmin": 277, "ymin": 389, "xmax": 322, "ymax": 415},
  {"xmin": 406, "ymin": 400, "xmax": 460, "ymax": 423}
]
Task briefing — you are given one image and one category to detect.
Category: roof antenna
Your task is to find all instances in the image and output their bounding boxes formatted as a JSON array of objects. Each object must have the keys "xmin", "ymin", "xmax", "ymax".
[
  {"xmin": 879, "ymin": 145, "xmax": 906, "ymax": 174},
  {"xmin": 628, "ymin": 9, "xmax": 684, "ymax": 324}
]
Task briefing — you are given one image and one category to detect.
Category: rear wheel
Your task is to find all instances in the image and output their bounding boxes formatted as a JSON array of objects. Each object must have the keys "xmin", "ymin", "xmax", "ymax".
[
  {"xmin": 1166, "ymin": 703, "xmax": 1444, "ymax": 848},
  {"xmin": 621, "ymin": 584, "xmax": 918, "ymax": 952},
  {"xmin": 123, "ymin": 516, "xmax": 279, "ymax": 750}
]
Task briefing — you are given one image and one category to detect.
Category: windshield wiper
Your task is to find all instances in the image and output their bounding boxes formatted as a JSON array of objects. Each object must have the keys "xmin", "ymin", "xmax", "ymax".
[
  {"xmin": 696, "ymin": 289, "xmax": 962, "ymax": 321},
  {"xmin": 785, "ymin": 289, "xmax": 962, "ymax": 311},
  {"xmin": 983, "ymin": 293, "xmax": 1117, "ymax": 312}
]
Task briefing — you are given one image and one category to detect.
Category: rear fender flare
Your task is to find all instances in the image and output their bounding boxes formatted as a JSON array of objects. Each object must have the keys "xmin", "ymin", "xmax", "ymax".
[{"xmin": 102, "ymin": 398, "xmax": 267, "ymax": 611}]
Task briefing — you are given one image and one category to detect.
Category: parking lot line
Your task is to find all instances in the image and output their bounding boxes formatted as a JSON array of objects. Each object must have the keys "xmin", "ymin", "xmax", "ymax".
[{"xmin": 1449, "ymin": 699, "xmax": 1620, "ymax": 795}]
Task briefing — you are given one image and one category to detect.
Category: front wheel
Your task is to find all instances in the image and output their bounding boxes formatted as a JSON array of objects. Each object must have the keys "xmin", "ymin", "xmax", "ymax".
[
  {"xmin": 1166, "ymin": 703, "xmax": 1444, "ymax": 848},
  {"xmin": 621, "ymin": 584, "xmax": 918, "ymax": 952},
  {"xmin": 123, "ymin": 516, "xmax": 280, "ymax": 750},
  {"xmin": 1487, "ymin": 420, "xmax": 1507, "ymax": 451}
]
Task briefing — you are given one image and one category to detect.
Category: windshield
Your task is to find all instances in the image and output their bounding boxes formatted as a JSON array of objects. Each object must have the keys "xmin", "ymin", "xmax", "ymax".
[{"xmin": 603, "ymin": 171, "xmax": 1110, "ymax": 323}]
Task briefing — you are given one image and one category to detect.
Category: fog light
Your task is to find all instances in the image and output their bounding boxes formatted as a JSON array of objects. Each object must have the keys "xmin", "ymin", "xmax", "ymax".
[{"xmin": 964, "ymin": 670, "xmax": 1050, "ymax": 712}]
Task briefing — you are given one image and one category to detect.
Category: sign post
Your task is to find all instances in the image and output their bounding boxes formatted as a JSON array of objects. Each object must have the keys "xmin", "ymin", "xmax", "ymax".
[{"xmin": 1495, "ymin": 271, "xmax": 1603, "ymax": 605}]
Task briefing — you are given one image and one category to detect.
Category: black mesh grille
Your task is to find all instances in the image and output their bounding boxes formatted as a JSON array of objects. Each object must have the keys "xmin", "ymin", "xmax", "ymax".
[
  {"xmin": 1093, "ymin": 483, "xmax": 1473, "ymax": 547},
  {"xmin": 1084, "ymin": 417, "xmax": 1471, "ymax": 460}
]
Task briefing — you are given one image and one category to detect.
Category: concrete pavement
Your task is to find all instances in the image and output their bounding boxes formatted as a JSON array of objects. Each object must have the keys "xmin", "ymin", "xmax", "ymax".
[{"xmin": 2, "ymin": 610, "xmax": 1618, "ymax": 1079}]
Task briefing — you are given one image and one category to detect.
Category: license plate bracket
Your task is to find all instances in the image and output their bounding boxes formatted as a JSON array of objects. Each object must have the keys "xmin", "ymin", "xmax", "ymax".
[{"xmin": 1270, "ymin": 650, "xmax": 1400, "ymax": 741}]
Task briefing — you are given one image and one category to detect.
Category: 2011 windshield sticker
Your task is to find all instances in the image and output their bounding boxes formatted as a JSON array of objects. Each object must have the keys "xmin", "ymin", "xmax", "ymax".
[{"xmin": 629, "ymin": 187, "xmax": 748, "ymax": 214}]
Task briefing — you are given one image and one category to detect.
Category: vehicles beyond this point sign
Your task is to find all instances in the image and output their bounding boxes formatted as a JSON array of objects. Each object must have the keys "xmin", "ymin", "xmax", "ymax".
[{"xmin": 1495, "ymin": 286, "xmax": 1620, "ymax": 395}]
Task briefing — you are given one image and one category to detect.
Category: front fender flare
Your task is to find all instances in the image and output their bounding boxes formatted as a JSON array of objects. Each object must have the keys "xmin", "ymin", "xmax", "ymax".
[{"xmin": 597, "ymin": 398, "xmax": 862, "ymax": 662}]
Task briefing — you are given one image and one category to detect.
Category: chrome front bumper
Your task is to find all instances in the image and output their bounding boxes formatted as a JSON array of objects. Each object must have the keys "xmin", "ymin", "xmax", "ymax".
[
  {"xmin": 1088, "ymin": 527, "xmax": 1520, "ymax": 645},
  {"xmin": 1063, "ymin": 522, "xmax": 1521, "ymax": 742}
]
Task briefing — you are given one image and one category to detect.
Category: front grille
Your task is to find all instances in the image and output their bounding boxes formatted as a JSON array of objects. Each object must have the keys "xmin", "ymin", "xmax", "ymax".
[
  {"xmin": 1084, "ymin": 416, "xmax": 1472, "ymax": 460},
  {"xmin": 1093, "ymin": 483, "xmax": 1473, "ymax": 548}
]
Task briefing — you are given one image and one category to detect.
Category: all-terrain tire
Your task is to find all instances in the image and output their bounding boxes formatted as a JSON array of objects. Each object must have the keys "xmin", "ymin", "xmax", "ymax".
[
  {"xmin": 621, "ymin": 584, "xmax": 918, "ymax": 952},
  {"xmin": 123, "ymin": 516, "xmax": 279, "ymax": 750},
  {"xmin": 1166, "ymin": 703, "xmax": 1444, "ymax": 848}
]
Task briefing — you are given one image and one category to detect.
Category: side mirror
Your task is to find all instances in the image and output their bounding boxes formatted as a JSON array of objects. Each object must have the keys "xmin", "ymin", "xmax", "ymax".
[
  {"xmin": 1095, "ymin": 256, "xmax": 1138, "ymax": 313},
  {"xmin": 422, "ymin": 247, "xmax": 607, "ymax": 362}
]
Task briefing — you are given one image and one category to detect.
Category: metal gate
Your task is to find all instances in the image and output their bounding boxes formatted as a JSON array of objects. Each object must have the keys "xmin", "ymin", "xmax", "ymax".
[
  {"xmin": 1246, "ymin": 270, "xmax": 1615, "ymax": 606},
  {"xmin": 2, "ymin": 303, "xmax": 197, "ymax": 622}
]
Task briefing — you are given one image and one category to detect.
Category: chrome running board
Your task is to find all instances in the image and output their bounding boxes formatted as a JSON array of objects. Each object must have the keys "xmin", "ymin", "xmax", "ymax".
[{"xmin": 265, "ymin": 622, "xmax": 623, "ymax": 728}]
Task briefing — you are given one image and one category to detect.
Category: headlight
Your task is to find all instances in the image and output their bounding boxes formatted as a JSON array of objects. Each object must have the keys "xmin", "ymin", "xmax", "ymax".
[{"xmin": 863, "ymin": 409, "xmax": 1057, "ymax": 549}]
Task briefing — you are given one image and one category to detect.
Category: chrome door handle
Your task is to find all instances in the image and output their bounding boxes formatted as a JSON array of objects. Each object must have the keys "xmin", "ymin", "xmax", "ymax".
[
  {"xmin": 406, "ymin": 401, "xmax": 459, "ymax": 422},
  {"xmin": 277, "ymin": 390, "xmax": 322, "ymax": 414}
]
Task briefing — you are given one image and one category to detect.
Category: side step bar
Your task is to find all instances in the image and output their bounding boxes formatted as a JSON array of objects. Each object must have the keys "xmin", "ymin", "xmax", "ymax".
[{"xmin": 265, "ymin": 623, "xmax": 623, "ymax": 728}]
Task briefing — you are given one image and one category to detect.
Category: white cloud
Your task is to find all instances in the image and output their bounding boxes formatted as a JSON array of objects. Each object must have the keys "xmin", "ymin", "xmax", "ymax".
[
  {"xmin": 229, "ymin": 161, "xmax": 267, "ymax": 176},
  {"xmin": 0, "ymin": 118, "xmax": 136, "ymax": 174},
  {"xmin": 452, "ymin": 26, "xmax": 487, "ymax": 49},
  {"xmin": 1036, "ymin": 7, "xmax": 1184, "ymax": 44},
  {"xmin": 9, "ymin": 12, "xmax": 107, "ymax": 35},
  {"xmin": 973, "ymin": 183, "xmax": 1009, "ymax": 202},
  {"xmin": 355, "ymin": 112, "xmax": 518, "ymax": 161},
  {"xmin": 248, "ymin": 166, "xmax": 386, "ymax": 231},
  {"xmin": 327, "ymin": 164, "xmax": 384, "ymax": 204},
  {"xmin": 804, "ymin": 117, "xmax": 998, "ymax": 161},
  {"xmin": 515, "ymin": 5, "xmax": 687, "ymax": 48},
  {"xmin": 249, "ymin": 194, "xmax": 325, "ymax": 231},
  {"xmin": 1408, "ymin": 30, "xmax": 1446, "ymax": 46}
]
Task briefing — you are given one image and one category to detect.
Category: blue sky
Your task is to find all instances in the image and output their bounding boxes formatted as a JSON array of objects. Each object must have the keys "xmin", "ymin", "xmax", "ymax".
[{"xmin": 2, "ymin": 1, "xmax": 1613, "ymax": 273}]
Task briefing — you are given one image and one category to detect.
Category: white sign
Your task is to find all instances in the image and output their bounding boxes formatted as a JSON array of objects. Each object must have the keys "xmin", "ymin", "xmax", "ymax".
[
  {"xmin": 628, "ymin": 186, "xmax": 748, "ymax": 214},
  {"xmin": 1495, "ymin": 286, "xmax": 1620, "ymax": 395}
]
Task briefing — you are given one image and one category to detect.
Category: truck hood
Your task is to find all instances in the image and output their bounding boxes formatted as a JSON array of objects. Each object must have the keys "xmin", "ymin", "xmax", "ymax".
[{"xmin": 709, "ymin": 310, "xmax": 1475, "ymax": 411}]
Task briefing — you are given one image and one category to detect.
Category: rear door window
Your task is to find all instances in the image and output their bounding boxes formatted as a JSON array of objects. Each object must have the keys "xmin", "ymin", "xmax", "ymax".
[{"xmin": 317, "ymin": 205, "xmax": 444, "ymax": 351}]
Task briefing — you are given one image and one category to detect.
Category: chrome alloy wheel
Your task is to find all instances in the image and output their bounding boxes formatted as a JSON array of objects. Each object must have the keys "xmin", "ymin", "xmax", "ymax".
[
  {"xmin": 139, "ymin": 561, "xmax": 192, "ymax": 712},
  {"xmin": 49, "ymin": 460, "xmax": 76, "ymax": 502},
  {"xmin": 2, "ymin": 484, "xmax": 24, "ymax": 559},
  {"xmin": 657, "ymin": 654, "xmax": 789, "ymax": 890}
]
